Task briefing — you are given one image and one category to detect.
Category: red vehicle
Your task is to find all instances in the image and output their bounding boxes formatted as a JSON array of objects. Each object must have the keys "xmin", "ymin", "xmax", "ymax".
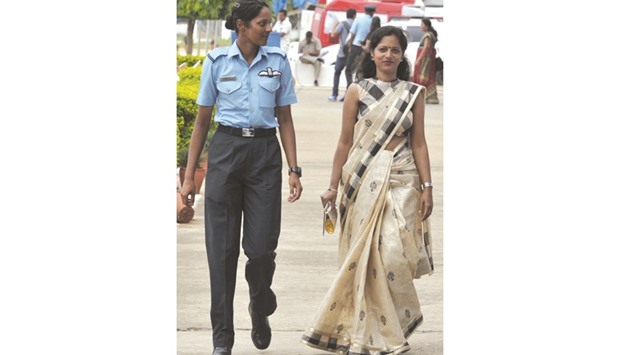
[{"xmin": 310, "ymin": 0, "xmax": 419, "ymax": 47}]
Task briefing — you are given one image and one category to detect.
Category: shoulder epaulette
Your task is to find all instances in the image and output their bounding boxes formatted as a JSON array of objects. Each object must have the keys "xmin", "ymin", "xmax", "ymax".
[
  {"xmin": 263, "ymin": 46, "xmax": 287, "ymax": 58},
  {"xmin": 206, "ymin": 47, "xmax": 229, "ymax": 62}
]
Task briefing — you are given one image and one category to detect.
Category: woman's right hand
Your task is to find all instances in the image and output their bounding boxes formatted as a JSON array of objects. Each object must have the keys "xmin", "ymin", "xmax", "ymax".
[
  {"xmin": 179, "ymin": 179, "xmax": 196, "ymax": 207},
  {"xmin": 320, "ymin": 189, "xmax": 338, "ymax": 209}
]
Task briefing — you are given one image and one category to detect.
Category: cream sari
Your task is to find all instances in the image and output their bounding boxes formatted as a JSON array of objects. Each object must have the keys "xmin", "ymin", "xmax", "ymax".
[{"xmin": 302, "ymin": 79, "xmax": 434, "ymax": 355}]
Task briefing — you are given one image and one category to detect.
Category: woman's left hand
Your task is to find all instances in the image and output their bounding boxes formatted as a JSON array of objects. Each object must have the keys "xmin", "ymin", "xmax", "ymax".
[
  {"xmin": 417, "ymin": 189, "xmax": 433, "ymax": 221},
  {"xmin": 288, "ymin": 174, "xmax": 303, "ymax": 203}
]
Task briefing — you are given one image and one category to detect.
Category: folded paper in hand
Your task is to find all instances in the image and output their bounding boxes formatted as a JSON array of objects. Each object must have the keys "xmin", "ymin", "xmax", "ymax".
[{"xmin": 323, "ymin": 202, "xmax": 337, "ymax": 236}]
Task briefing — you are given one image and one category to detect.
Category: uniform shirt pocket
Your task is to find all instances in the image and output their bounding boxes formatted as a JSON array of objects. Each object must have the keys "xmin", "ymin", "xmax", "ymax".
[
  {"xmin": 257, "ymin": 78, "xmax": 281, "ymax": 108},
  {"xmin": 216, "ymin": 81, "xmax": 243, "ymax": 108}
]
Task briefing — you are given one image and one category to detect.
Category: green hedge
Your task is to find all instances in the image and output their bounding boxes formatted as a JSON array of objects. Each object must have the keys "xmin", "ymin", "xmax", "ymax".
[
  {"xmin": 177, "ymin": 61, "xmax": 217, "ymax": 168},
  {"xmin": 177, "ymin": 55, "xmax": 206, "ymax": 67},
  {"xmin": 177, "ymin": 66, "xmax": 203, "ymax": 85}
]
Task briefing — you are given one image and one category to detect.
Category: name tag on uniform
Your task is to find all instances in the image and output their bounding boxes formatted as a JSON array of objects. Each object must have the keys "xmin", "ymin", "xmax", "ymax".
[{"xmin": 220, "ymin": 76, "xmax": 236, "ymax": 82}]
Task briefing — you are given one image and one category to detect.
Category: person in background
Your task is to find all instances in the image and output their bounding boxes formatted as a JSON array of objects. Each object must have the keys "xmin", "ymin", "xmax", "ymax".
[
  {"xmin": 301, "ymin": 25, "xmax": 434, "ymax": 355},
  {"xmin": 179, "ymin": 1, "xmax": 303, "ymax": 354},
  {"xmin": 272, "ymin": 9, "xmax": 292, "ymax": 52},
  {"xmin": 355, "ymin": 15, "xmax": 381, "ymax": 82},
  {"xmin": 435, "ymin": 44, "xmax": 443, "ymax": 85},
  {"xmin": 361, "ymin": 16, "xmax": 381, "ymax": 53},
  {"xmin": 344, "ymin": 4, "xmax": 375, "ymax": 87},
  {"xmin": 207, "ymin": 38, "xmax": 217, "ymax": 53},
  {"xmin": 328, "ymin": 8, "xmax": 356, "ymax": 102},
  {"xmin": 298, "ymin": 30, "xmax": 324, "ymax": 86},
  {"xmin": 412, "ymin": 18, "xmax": 440, "ymax": 104}
]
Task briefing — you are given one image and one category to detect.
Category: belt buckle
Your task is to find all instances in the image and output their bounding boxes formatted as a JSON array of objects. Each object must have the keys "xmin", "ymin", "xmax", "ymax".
[{"xmin": 241, "ymin": 128, "xmax": 255, "ymax": 137}]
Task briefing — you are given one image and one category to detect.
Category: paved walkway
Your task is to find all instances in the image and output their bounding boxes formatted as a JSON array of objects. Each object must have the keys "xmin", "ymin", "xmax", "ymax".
[{"xmin": 177, "ymin": 85, "xmax": 444, "ymax": 355}]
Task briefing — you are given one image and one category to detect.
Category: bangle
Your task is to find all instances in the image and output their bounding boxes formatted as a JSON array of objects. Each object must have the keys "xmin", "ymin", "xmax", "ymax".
[
  {"xmin": 328, "ymin": 187, "xmax": 338, "ymax": 192},
  {"xmin": 420, "ymin": 181, "xmax": 433, "ymax": 190}
]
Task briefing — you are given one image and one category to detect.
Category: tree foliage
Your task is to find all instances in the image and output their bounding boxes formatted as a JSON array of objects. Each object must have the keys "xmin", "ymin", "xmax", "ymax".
[
  {"xmin": 178, "ymin": 0, "xmax": 235, "ymax": 54},
  {"xmin": 177, "ymin": 0, "xmax": 220, "ymax": 20}
]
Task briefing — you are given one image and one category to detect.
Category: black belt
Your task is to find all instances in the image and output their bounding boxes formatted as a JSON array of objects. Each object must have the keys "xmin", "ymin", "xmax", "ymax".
[{"xmin": 217, "ymin": 125, "xmax": 276, "ymax": 138}]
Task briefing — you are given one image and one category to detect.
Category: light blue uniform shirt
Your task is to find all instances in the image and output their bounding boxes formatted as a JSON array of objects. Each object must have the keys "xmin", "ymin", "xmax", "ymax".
[
  {"xmin": 350, "ymin": 14, "xmax": 372, "ymax": 46},
  {"xmin": 197, "ymin": 41, "xmax": 297, "ymax": 129}
]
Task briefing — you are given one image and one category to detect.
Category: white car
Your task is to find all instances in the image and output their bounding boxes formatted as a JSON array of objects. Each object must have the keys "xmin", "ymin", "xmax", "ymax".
[
  {"xmin": 287, "ymin": 41, "xmax": 342, "ymax": 87},
  {"xmin": 318, "ymin": 43, "xmax": 340, "ymax": 67}
]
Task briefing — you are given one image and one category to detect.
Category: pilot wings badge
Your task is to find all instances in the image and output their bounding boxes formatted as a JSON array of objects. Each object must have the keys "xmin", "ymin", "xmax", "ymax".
[{"xmin": 258, "ymin": 67, "xmax": 282, "ymax": 78}]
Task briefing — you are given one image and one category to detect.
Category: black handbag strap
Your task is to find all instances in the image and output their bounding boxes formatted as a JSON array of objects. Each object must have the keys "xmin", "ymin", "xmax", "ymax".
[{"xmin": 343, "ymin": 20, "xmax": 350, "ymax": 32}]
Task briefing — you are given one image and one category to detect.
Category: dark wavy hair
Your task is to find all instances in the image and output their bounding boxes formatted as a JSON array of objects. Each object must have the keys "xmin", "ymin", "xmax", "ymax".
[
  {"xmin": 422, "ymin": 18, "xmax": 438, "ymax": 39},
  {"xmin": 369, "ymin": 16, "xmax": 381, "ymax": 34},
  {"xmin": 224, "ymin": 0, "xmax": 269, "ymax": 33},
  {"xmin": 358, "ymin": 26, "xmax": 411, "ymax": 81}
]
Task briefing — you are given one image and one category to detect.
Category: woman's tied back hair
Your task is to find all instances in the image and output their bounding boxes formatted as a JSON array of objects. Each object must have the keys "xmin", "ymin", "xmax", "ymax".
[
  {"xmin": 359, "ymin": 26, "xmax": 411, "ymax": 81},
  {"xmin": 422, "ymin": 18, "xmax": 438, "ymax": 39},
  {"xmin": 225, "ymin": 0, "xmax": 270, "ymax": 33}
]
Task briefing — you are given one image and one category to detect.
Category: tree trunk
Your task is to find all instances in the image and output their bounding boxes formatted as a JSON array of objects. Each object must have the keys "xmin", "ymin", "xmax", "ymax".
[{"xmin": 185, "ymin": 19, "xmax": 195, "ymax": 55}]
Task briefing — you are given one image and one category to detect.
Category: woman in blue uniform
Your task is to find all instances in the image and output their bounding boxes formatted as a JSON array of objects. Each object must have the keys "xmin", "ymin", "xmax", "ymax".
[{"xmin": 179, "ymin": 1, "xmax": 302, "ymax": 354}]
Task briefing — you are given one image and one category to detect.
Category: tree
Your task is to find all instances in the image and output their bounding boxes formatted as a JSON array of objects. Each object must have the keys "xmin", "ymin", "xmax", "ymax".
[{"xmin": 177, "ymin": 0, "xmax": 234, "ymax": 55}]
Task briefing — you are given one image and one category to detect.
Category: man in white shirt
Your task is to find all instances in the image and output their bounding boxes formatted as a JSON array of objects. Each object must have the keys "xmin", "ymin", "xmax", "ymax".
[{"xmin": 272, "ymin": 9, "xmax": 292, "ymax": 52}]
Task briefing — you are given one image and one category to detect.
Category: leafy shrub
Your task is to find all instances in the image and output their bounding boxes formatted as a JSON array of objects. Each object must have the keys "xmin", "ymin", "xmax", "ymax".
[
  {"xmin": 177, "ymin": 55, "xmax": 206, "ymax": 67},
  {"xmin": 177, "ymin": 116, "xmax": 191, "ymax": 167},
  {"xmin": 177, "ymin": 67, "xmax": 203, "ymax": 85},
  {"xmin": 177, "ymin": 84, "xmax": 200, "ymax": 125},
  {"xmin": 177, "ymin": 62, "xmax": 217, "ymax": 167}
]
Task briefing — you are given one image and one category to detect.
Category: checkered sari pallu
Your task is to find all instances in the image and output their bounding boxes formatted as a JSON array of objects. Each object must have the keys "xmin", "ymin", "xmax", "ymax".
[{"xmin": 302, "ymin": 79, "xmax": 434, "ymax": 355}]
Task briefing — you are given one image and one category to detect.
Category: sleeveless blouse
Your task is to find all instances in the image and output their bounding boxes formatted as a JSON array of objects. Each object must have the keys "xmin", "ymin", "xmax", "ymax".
[{"xmin": 355, "ymin": 78, "xmax": 414, "ymax": 137}]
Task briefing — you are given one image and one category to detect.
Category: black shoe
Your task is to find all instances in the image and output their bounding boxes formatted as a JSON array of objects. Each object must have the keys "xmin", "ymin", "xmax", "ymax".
[
  {"xmin": 314, "ymin": 80, "xmax": 319, "ymax": 86},
  {"xmin": 212, "ymin": 347, "xmax": 231, "ymax": 355},
  {"xmin": 249, "ymin": 305, "xmax": 271, "ymax": 350}
]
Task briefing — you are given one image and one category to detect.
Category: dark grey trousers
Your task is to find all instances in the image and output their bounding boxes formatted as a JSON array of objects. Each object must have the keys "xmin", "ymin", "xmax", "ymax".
[
  {"xmin": 332, "ymin": 55, "xmax": 347, "ymax": 97},
  {"xmin": 203, "ymin": 131, "xmax": 282, "ymax": 348}
]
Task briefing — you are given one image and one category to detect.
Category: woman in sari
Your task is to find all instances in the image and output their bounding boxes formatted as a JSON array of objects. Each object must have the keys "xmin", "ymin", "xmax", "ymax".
[
  {"xmin": 301, "ymin": 26, "xmax": 434, "ymax": 355},
  {"xmin": 412, "ymin": 18, "xmax": 439, "ymax": 104}
]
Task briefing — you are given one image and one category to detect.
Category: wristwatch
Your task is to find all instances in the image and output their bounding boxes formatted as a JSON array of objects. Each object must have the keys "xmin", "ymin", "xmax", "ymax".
[{"xmin": 288, "ymin": 166, "xmax": 302, "ymax": 178}]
